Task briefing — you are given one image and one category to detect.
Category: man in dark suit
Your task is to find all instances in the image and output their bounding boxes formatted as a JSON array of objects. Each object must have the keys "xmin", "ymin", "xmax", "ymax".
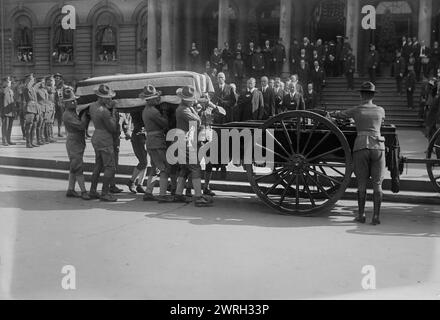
[
  {"xmin": 262, "ymin": 40, "xmax": 273, "ymax": 76},
  {"xmin": 260, "ymin": 76, "xmax": 275, "ymax": 119},
  {"xmin": 335, "ymin": 35, "xmax": 344, "ymax": 76},
  {"xmin": 366, "ymin": 44, "xmax": 379, "ymax": 84},
  {"xmin": 281, "ymin": 82, "xmax": 305, "ymax": 112},
  {"xmin": 344, "ymin": 47, "xmax": 356, "ymax": 90},
  {"xmin": 290, "ymin": 38, "xmax": 300, "ymax": 74},
  {"xmin": 297, "ymin": 59, "xmax": 310, "ymax": 89},
  {"xmin": 304, "ymin": 83, "xmax": 319, "ymax": 110},
  {"xmin": 238, "ymin": 78, "xmax": 264, "ymax": 121},
  {"xmin": 273, "ymin": 77, "xmax": 285, "ymax": 114},
  {"xmin": 412, "ymin": 37, "xmax": 421, "ymax": 80},
  {"xmin": 310, "ymin": 60, "xmax": 326, "ymax": 98},
  {"xmin": 212, "ymin": 72, "xmax": 236, "ymax": 123},
  {"xmin": 393, "ymin": 49, "xmax": 406, "ymax": 95},
  {"xmin": 272, "ymin": 38, "xmax": 286, "ymax": 76},
  {"xmin": 401, "ymin": 36, "xmax": 410, "ymax": 60},
  {"xmin": 405, "ymin": 67, "xmax": 416, "ymax": 110}
]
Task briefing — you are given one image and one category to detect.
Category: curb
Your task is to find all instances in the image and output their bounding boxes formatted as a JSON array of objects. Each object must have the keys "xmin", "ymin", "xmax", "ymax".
[{"xmin": 1, "ymin": 160, "xmax": 439, "ymax": 206}]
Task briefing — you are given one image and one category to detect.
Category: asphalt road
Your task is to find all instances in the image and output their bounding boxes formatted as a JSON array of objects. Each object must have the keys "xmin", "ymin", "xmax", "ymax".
[{"xmin": 0, "ymin": 174, "xmax": 439, "ymax": 300}]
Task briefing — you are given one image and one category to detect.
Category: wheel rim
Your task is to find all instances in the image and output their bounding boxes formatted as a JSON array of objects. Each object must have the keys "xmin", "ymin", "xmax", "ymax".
[
  {"xmin": 426, "ymin": 128, "xmax": 440, "ymax": 193},
  {"xmin": 245, "ymin": 110, "xmax": 353, "ymax": 215}
]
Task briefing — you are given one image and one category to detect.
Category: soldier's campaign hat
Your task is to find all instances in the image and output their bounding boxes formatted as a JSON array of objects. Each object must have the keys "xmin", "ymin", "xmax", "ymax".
[
  {"xmin": 53, "ymin": 72, "xmax": 63, "ymax": 78},
  {"xmin": 63, "ymin": 87, "xmax": 79, "ymax": 102},
  {"xmin": 139, "ymin": 85, "xmax": 162, "ymax": 100},
  {"xmin": 94, "ymin": 84, "xmax": 116, "ymax": 98},
  {"xmin": 24, "ymin": 73, "xmax": 34, "ymax": 79},
  {"xmin": 358, "ymin": 81, "xmax": 377, "ymax": 93},
  {"xmin": 176, "ymin": 85, "xmax": 196, "ymax": 101}
]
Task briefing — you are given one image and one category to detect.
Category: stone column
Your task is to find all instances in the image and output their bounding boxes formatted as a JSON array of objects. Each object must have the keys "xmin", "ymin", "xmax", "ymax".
[
  {"xmin": 345, "ymin": 0, "xmax": 360, "ymax": 70},
  {"xmin": 147, "ymin": 0, "xmax": 157, "ymax": 72},
  {"xmin": 237, "ymin": 0, "xmax": 248, "ymax": 47},
  {"xmin": 184, "ymin": 0, "xmax": 194, "ymax": 69},
  {"xmin": 218, "ymin": 0, "xmax": 230, "ymax": 49},
  {"xmin": 279, "ymin": 0, "xmax": 292, "ymax": 75},
  {"xmin": 418, "ymin": 0, "xmax": 432, "ymax": 46},
  {"xmin": 161, "ymin": 0, "xmax": 172, "ymax": 71}
]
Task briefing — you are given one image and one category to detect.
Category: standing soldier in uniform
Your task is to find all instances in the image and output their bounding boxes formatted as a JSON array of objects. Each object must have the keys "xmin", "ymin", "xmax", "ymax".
[
  {"xmin": 1, "ymin": 76, "xmax": 17, "ymax": 146},
  {"xmin": 88, "ymin": 84, "xmax": 119, "ymax": 202},
  {"xmin": 331, "ymin": 82, "xmax": 386, "ymax": 225},
  {"xmin": 35, "ymin": 77, "xmax": 48, "ymax": 145},
  {"xmin": 62, "ymin": 87, "xmax": 91, "ymax": 200},
  {"xmin": 141, "ymin": 85, "xmax": 173, "ymax": 202},
  {"xmin": 344, "ymin": 47, "xmax": 356, "ymax": 90},
  {"xmin": 45, "ymin": 75, "xmax": 57, "ymax": 143},
  {"xmin": 173, "ymin": 85, "xmax": 213, "ymax": 207},
  {"xmin": 54, "ymin": 73, "xmax": 66, "ymax": 137},
  {"xmin": 22, "ymin": 73, "xmax": 40, "ymax": 148}
]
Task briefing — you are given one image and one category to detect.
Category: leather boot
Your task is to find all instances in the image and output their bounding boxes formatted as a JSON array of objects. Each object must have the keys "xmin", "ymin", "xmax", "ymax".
[
  {"xmin": 355, "ymin": 191, "xmax": 366, "ymax": 223},
  {"xmin": 371, "ymin": 191, "xmax": 382, "ymax": 225},
  {"xmin": 25, "ymin": 124, "xmax": 33, "ymax": 148},
  {"xmin": 30, "ymin": 126, "xmax": 39, "ymax": 147},
  {"xmin": 101, "ymin": 177, "xmax": 117, "ymax": 202}
]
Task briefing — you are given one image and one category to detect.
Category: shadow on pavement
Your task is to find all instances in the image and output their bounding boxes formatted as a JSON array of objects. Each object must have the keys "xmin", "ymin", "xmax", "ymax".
[{"xmin": 1, "ymin": 189, "xmax": 438, "ymax": 237}]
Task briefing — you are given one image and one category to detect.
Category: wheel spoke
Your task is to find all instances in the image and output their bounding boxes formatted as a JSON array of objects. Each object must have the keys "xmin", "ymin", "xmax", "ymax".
[
  {"xmin": 265, "ymin": 129, "xmax": 291, "ymax": 158},
  {"xmin": 256, "ymin": 143, "xmax": 291, "ymax": 162},
  {"xmin": 318, "ymin": 166, "xmax": 335, "ymax": 187},
  {"xmin": 316, "ymin": 162, "xmax": 347, "ymax": 168},
  {"xmin": 305, "ymin": 131, "xmax": 331, "ymax": 158},
  {"xmin": 301, "ymin": 172, "xmax": 316, "ymax": 207},
  {"xmin": 296, "ymin": 117, "xmax": 301, "ymax": 155},
  {"xmin": 307, "ymin": 147, "xmax": 343, "ymax": 163},
  {"xmin": 255, "ymin": 167, "xmax": 287, "ymax": 182},
  {"xmin": 301, "ymin": 120, "xmax": 319, "ymax": 154},
  {"xmin": 263, "ymin": 169, "xmax": 291, "ymax": 196},
  {"xmin": 278, "ymin": 173, "xmax": 296, "ymax": 206},
  {"xmin": 280, "ymin": 120, "xmax": 295, "ymax": 156},
  {"xmin": 307, "ymin": 167, "xmax": 343, "ymax": 185},
  {"xmin": 295, "ymin": 173, "xmax": 300, "ymax": 206},
  {"xmin": 304, "ymin": 170, "xmax": 330, "ymax": 199},
  {"xmin": 319, "ymin": 163, "xmax": 346, "ymax": 177}
]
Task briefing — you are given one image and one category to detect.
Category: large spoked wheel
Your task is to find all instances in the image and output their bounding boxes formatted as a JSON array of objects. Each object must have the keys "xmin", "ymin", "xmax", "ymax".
[
  {"xmin": 426, "ymin": 127, "xmax": 440, "ymax": 193},
  {"xmin": 245, "ymin": 110, "xmax": 353, "ymax": 216}
]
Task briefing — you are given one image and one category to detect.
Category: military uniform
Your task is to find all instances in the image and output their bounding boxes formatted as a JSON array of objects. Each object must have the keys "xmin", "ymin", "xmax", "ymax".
[
  {"xmin": 333, "ymin": 82, "xmax": 385, "ymax": 225},
  {"xmin": 63, "ymin": 106, "xmax": 88, "ymax": 176},
  {"xmin": 1, "ymin": 81, "xmax": 16, "ymax": 145},
  {"xmin": 89, "ymin": 100, "xmax": 118, "ymax": 198},
  {"xmin": 22, "ymin": 80, "xmax": 40, "ymax": 147},
  {"xmin": 45, "ymin": 83, "xmax": 56, "ymax": 142},
  {"xmin": 35, "ymin": 83, "xmax": 48, "ymax": 145}
]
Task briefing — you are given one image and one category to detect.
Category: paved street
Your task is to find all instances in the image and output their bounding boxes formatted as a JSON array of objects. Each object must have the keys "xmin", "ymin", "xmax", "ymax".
[{"xmin": 0, "ymin": 173, "xmax": 439, "ymax": 300}]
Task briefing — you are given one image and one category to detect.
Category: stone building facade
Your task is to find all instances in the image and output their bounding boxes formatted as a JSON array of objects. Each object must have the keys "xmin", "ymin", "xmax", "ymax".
[{"xmin": 0, "ymin": 0, "xmax": 439, "ymax": 82}]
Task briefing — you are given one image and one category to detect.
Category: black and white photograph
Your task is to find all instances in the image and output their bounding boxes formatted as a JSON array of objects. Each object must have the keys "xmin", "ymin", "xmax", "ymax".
[{"xmin": 0, "ymin": 0, "xmax": 439, "ymax": 304}]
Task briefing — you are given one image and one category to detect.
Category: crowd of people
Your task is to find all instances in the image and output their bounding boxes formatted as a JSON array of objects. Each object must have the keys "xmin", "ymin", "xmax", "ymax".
[
  {"xmin": 190, "ymin": 36, "xmax": 356, "ymax": 94},
  {"xmin": 0, "ymin": 72, "xmax": 70, "ymax": 147}
]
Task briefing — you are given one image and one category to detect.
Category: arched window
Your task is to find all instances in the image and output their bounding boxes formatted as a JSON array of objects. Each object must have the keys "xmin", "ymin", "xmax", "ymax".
[
  {"xmin": 95, "ymin": 11, "xmax": 118, "ymax": 62},
  {"xmin": 14, "ymin": 15, "xmax": 33, "ymax": 63},
  {"xmin": 52, "ymin": 14, "xmax": 74, "ymax": 64}
]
